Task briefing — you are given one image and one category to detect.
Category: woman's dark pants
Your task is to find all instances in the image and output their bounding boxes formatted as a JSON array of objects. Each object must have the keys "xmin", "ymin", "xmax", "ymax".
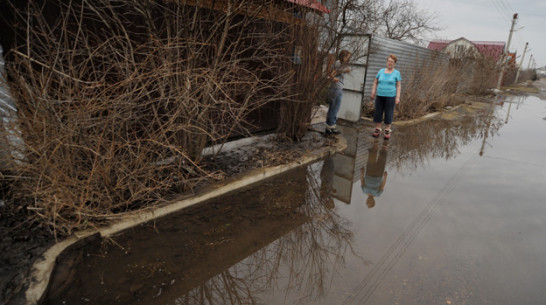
[{"xmin": 374, "ymin": 96, "xmax": 396, "ymax": 125}]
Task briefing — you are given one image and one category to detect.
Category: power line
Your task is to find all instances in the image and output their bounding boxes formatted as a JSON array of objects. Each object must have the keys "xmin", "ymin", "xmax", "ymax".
[
  {"xmin": 515, "ymin": 31, "xmax": 526, "ymax": 46},
  {"xmin": 494, "ymin": 0, "xmax": 511, "ymax": 17},
  {"xmin": 493, "ymin": 1, "xmax": 525, "ymax": 54},
  {"xmin": 498, "ymin": 0, "xmax": 514, "ymax": 13},
  {"xmin": 489, "ymin": 0, "xmax": 511, "ymax": 22}
]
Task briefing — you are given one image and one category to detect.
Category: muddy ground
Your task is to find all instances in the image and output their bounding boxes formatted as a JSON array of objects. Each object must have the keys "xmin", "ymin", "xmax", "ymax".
[{"xmin": 0, "ymin": 204, "xmax": 53, "ymax": 305}]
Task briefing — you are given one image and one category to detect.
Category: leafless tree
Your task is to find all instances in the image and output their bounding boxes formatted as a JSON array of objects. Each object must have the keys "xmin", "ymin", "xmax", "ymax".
[
  {"xmin": 378, "ymin": 0, "xmax": 439, "ymax": 43},
  {"xmin": 333, "ymin": 0, "xmax": 439, "ymax": 44}
]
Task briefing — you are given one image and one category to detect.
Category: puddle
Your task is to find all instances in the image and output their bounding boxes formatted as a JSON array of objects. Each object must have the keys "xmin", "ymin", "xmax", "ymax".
[{"xmin": 45, "ymin": 93, "xmax": 546, "ymax": 305}]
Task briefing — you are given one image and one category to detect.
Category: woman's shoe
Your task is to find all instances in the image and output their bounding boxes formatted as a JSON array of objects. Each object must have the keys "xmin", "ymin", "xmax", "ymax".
[
  {"xmin": 384, "ymin": 129, "xmax": 391, "ymax": 140},
  {"xmin": 325, "ymin": 127, "xmax": 341, "ymax": 135},
  {"xmin": 372, "ymin": 128, "xmax": 381, "ymax": 137}
]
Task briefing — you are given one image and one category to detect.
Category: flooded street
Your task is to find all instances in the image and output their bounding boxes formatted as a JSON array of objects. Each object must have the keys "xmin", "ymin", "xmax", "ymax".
[{"xmin": 45, "ymin": 90, "xmax": 546, "ymax": 305}]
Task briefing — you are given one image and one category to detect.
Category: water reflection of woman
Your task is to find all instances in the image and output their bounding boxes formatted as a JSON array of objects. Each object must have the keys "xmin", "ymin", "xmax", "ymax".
[{"xmin": 360, "ymin": 141, "xmax": 389, "ymax": 208}]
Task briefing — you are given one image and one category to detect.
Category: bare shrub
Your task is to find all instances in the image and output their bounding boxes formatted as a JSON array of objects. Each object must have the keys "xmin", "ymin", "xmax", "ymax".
[
  {"xmin": 396, "ymin": 50, "xmax": 501, "ymax": 120},
  {"xmin": 277, "ymin": 13, "xmax": 330, "ymax": 141},
  {"xmin": 466, "ymin": 56, "xmax": 499, "ymax": 95},
  {"xmin": 517, "ymin": 69, "xmax": 538, "ymax": 83},
  {"xmin": 443, "ymin": 56, "xmax": 474, "ymax": 94},
  {"xmin": 3, "ymin": 0, "xmax": 297, "ymax": 235},
  {"xmin": 397, "ymin": 55, "xmax": 451, "ymax": 119}
]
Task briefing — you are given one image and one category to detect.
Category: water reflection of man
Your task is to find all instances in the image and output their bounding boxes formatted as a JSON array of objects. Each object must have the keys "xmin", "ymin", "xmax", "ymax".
[{"xmin": 360, "ymin": 140, "xmax": 389, "ymax": 208}]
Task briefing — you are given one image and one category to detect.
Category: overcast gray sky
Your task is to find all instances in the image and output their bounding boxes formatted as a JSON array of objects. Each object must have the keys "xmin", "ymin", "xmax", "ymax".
[{"xmin": 414, "ymin": 0, "xmax": 546, "ymax": 68}]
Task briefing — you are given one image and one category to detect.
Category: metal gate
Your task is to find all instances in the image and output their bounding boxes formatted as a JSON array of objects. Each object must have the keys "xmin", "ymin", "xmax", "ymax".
[
  {"xmin": 337, "ymin": 33, "xmax": 371, "ymax": 122},
  {"xmin": 337, "ymin": 35, "xmax": 450, "ymax": 123}
]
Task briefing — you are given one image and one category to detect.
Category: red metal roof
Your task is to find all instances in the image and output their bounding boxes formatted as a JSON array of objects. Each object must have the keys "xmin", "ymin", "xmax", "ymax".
[
  {"xmin": 427, "ymin": 40, "xmax": 450, "ymax": 51},
  {"xmin": 285, "ymin": 0, "xmax": 330, "ymax": 13},
  {"xmin": 474, "ymin": 44, "xmax": 505, "ymax": 61},
  {"xmin": 427, "ymin": 38, "xmax": 506, "ymax": 61}
]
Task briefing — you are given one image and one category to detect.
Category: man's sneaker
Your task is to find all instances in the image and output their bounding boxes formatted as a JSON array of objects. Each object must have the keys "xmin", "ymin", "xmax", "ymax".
[
  {"xmin": 384, "ymin": 129, "xmax": 391, "ymax": 140},
  {"xmin": 325, "ymin": 127, "xmax": 341, "ymax": 135},
  {"xmin": 372, "ymin": 128, "xmax": 381, "ymax": 137}
]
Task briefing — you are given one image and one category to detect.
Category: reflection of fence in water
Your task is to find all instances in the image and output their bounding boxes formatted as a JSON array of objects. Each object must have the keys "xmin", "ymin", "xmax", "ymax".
[
  {"xmin": 175, "ymin": 162, "xmax": 355, "ymax": 305},
  {"xmin": 159, "ymin": 162, "xmax": 353, "ymax": 304}
]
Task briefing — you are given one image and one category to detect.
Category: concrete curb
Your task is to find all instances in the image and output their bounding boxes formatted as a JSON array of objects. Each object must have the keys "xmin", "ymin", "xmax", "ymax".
[
  {"xmin": 360, "ymin": 112, "xmax": 441, "ymax": 126},
  {"xmin": 360, "ymin": 101, "xmax": 488, "ymax": 126},
  {"xmin": 24, "ymin": 135, "xmax": 347, "ymax": 305}
]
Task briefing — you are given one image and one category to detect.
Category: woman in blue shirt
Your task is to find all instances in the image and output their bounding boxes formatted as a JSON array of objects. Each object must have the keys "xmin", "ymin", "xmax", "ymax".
[{"xmin": 370, "ymin": 54, "xmax": 401, "ymax": 140}]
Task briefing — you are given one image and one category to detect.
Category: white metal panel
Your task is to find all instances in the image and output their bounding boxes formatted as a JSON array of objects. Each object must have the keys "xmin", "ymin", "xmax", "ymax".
[
  {"xmin": 338, "ymin": 34, "xmax": 371, "ymax": 122},
  {"xmin": 337, "ymin": 90, "xmax": 362, "ymax": 122},
  {"xmin": 343, "ymin": 65, "xmax": 366, "ymax": 92}
]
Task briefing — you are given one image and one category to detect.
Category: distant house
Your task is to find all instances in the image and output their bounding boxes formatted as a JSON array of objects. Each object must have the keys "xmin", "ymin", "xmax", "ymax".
[
  {"xmin": 537, "ymin": 67, "xmax": 546, "ymax": 79},
  {"xmin": 427, "ymin": 37, "xmax": 515, "ymax": 65}
]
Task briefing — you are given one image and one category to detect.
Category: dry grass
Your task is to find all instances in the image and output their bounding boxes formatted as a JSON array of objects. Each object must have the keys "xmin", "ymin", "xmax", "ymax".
[
  {"xmin": 397, "ymin": 53, "xmax": 500, "ymax": 120},
  {"xmin": 465, "ymin": 57, "xmax": 499, "ymax": 95},
  {"xmin": 397, "ymin": 58, "xmax": 451, "ymax": 119}
]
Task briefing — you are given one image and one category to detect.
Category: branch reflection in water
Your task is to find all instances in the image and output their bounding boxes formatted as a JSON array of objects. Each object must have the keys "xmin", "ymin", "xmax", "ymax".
[
  {"xmin": 173, "ymin": 162, "xmax": 358, "ymax": 305},
  {"xmin": 390, "ymin": 100, "xmax": 505, "ymax": 174},
  {"xmin": 45, "ymin": 161, "xmax": 361, "ymax": 305}
]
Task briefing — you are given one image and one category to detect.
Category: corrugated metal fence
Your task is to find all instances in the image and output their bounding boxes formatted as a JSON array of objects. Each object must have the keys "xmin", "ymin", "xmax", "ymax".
[
  {"xmin": 364, "ymin": 36, "xmax": 450, "ymax": 98},
  {"xmin": 1, "ymin": 44, "xmax": 19, "ymax": 171},
  {"xmin": 0, "ymin": 44, "xmax": 15, "ymax": 120},
  {"xmin": 338, "ymin": 35, "xmax": 450, "ymax": 122}
]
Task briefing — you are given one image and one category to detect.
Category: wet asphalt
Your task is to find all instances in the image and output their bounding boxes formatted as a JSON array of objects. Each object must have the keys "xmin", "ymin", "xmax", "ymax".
[{"xmin": 44, "ymin": 85, "xmax": 546, "ymax": 305}]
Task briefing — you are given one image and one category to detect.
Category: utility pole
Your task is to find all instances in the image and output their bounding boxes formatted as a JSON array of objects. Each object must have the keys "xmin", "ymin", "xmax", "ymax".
[
  {"xmin": 496, "ymin": 13, "xmax": 518, "ymax": 89},
  {"xmin": 527, "ymin": 54, "xmax": 533, "ymax": 70},
  {"xmin": 514, "ymin": 42, "xmax": 528, "ymax": 83}
]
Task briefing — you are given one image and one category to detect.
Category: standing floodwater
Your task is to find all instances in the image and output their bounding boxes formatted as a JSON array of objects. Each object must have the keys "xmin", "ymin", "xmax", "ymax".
[{"xmin": 45, "ymin": 90, "xmax": 546, "ymax": 305}]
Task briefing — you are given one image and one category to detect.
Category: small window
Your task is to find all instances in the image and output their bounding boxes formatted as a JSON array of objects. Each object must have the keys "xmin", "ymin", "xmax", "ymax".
[{"xmin": 455, "ymin": 45, "xmax": 466, "ymax": 55}]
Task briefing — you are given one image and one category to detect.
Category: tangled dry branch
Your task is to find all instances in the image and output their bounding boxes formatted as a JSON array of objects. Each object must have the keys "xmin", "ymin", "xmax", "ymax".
[{"xmin": 2, "ymin": 0, "xmax": 310, "ymax": 235}]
